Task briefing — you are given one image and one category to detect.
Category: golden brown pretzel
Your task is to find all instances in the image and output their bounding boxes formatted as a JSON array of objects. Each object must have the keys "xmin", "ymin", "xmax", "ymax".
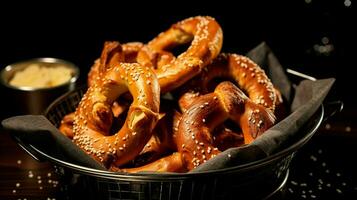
[
  {"xmin": 212, "ymin": 125, "xmax": 244, "ymax": 151},
  {"xmin": 137, "ymin": 16, "xmax": 223, "ymax": 93},
  {"xmin": 176, "ymin": 82, "xmax": 275, "ymax": 170},
  {"xmin": 60, "ymin": 42, "xmax": 136, "ymax": 140},
  {"xmin": 109, "ymin": 110, "xmax": 185, "ymax": 173},
  {"xmin": 176, "ymin": 53, "xmax": 280, "ymax": 150},
  {"xmin": 110, "ymin": 152, "xmax": 186, "ymax": 173},
  {"xmin": 58, "ymin": 99, "xmax": 130, "ymax": 139},
  {"xmin": 131, "ymin": 108, "xmax": 178, "ymax": 166},
  {"xmin": 73, "ymin": 61, "xmax": 161, "ymax": 168},
  {"xmin": 88, "ymin": 41, "xmax": 136, "ymax": 119},
  {"xmin": 87, "ymin": 41, "xmax": 124, "ymax": 87},
  {"xmin": 109, "ymin": 107, "xmax": 185, "ymax": 173},
  {"xmin": 178, "ymin": 53, "xmax": 278, "ymax": 113},
  {"xmin": 59, "ymin": 113, "xmax": 75, "ymax": 139},
  {"xmin": 178, "ymin": 90, "xmax": 245, "ymax": 151},
  {"xmin": 88, "ymin": 42, "xmax": 144, "ymax": 87},
  {"xmin": 121, "ymin": 42, "xmax": 145, "ymax": 63}
]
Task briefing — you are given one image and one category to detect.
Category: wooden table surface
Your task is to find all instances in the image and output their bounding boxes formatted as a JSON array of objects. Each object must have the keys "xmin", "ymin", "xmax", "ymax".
[
  {"xmin": 0, "ymin": 129, "xmax": 61, "ymax": 200},
  {"xmin": 0, "ymin": 103, "xmax": 356, "ymax": 200}
]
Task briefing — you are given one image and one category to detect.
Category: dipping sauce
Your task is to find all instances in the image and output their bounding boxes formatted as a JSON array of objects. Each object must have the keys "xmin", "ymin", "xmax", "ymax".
[
  {"xmin": 9, "ymin": 63, "xmax": 74, "ymax": 89},
  {"xmin": 1, "ymin": 57, "xmax": 79, "ymax": 115}
]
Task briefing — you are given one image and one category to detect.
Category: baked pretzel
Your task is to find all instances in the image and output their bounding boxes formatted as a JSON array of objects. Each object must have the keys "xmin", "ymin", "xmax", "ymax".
[
  {"xmin": 60, "ymin": 42, "xmax": 135, "ymax": 139},
  {"xmin": 73, "ymin": 61, "xmax": 161, "ymax": 167},
  {"xmin": 121, "ymin": 42, "xmax": 145, "ymax": 63},
  {"xmin": 212, "ymin": 125, "xmax": 244, "ymax": 151},
  {"xmin": 135, "ymin": 106, "xmax": 178, "ymax": 163},
  {"xmin": 88, "ymin": 42, "xmax": 143, "ymax": 87},
  {"xmin": 59, "ymin": 113, "xmax": 75, "ymax": 139},
  {"xmin": 137, "ymin": 16, "xmax": 223, "ymax": 93},
  {"xmin": 177, "ymin": 82, "xmax": 275, "ymax": 170},
  {"xmin": 179, "ymin": 53, "xmax": 277, "ymax": 112},
  {"xmin": 87, "ymin": 41, "xmax": 124, "ymax": 87},
  {"xmin": 108, "ymin": 108, "xmax": 183, "ymax": 172},
  {"xmin": 110, "ymin": 152, "xmax": 185, "ymax": 173},
  {"xmin": 178, "ymin": 91, "xmax": 245, "ymax": 151},
  {"xmin": 58, "ymin": 99, "xmax": 129, "ymax": 139}
]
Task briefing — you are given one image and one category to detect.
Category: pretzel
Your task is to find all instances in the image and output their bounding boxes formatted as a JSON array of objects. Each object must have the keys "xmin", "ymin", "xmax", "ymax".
[
  {"xmin": 73, "ymin": 61, "xmax": 161, "ymax": 168},
  {"xmin": 179, "ymin": 53, "xmax": 278, "ymax": 112},
  {"xmin": 58, "ymin": 99, "xmax": 129, "ymax": 139},
  {"xmin": 110, "ymin": 108, "xmax": 184, "ymax": 172},
  {"xmin": 212, "ymin": 125, "xmax": 244, "ymax": 151},
  {"xmin": 88, "ymin": 42, "xmax": 143, "ymax": 87},
  {"xmin": 60, "ymin": 42, "xmax": 136, "ymax": 139},
  {"xmin": 176, "ymin": 82, "xmax": 275, "ymax": 170},
  {"xmin": 87, "ymin": 41, "xmax": 123, "ymax": 87},
  {"xmin": 137, "ymin": 16, "xmax": 223, "ymax": 93},
  {"xmin": 178, "ymin": 91, "xmax": 245, "ymax": 151},
  {"xmin": 59, "ymin": 113, "xmax": 75, "ymax": 139},
  {"xmin": 110, "ymin": 152, "xmax": 185, "ymax": 173},
  {"xmin": 132, "ymin": 105, "xmax": 179, "ymax": 166}
]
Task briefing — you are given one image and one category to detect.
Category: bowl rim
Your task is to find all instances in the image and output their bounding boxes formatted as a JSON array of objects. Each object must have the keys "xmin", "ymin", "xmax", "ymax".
[{"xmin": 0, "ymin": 57, "xmax": 80, "ymax": 91}]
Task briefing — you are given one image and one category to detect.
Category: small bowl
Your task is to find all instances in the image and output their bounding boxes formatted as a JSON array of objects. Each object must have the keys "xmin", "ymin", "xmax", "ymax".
[{"xmin": 1, "ymin": 57, "xmax": 80, "ymax": 115}]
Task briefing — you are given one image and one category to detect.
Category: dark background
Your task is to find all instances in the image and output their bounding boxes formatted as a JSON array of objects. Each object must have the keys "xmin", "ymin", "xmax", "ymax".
[
  {"xmin": 0, "ymin": 1, "xmax": 356, "ymax": 199},
  {"xmin": 0, "ymin": 1, "xmax": 354, "ymax": 112}
]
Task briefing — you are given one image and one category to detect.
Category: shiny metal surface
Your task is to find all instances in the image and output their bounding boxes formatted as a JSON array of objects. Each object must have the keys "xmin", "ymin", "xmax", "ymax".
[{"xmin": 0, "ymin": 57, "xmax": 79, "ymax": 115}]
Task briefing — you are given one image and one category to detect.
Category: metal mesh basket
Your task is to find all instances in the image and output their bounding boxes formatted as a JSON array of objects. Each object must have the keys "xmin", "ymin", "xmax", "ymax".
[{"xmin": 37, "ymin": 86, "xmax": 324, "ymax": 200}]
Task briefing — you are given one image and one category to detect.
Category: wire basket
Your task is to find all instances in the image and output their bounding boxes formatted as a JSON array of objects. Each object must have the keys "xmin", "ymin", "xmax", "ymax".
[{"xmin": 25, "ymin": 85, "xmax": 325, "ymax": 200}]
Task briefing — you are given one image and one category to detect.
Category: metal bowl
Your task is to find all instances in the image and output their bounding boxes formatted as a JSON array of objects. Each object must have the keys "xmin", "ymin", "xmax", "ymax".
[{"xmin": 0, "ymin": 57, "xmax": 79, "ymax": 115}]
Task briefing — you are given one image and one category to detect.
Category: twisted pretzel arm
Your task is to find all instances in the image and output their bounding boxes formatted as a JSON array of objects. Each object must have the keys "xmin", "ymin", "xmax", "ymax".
[{"xmin": 137, "ymin": 16, "xmax": 223, "ymax": 93}]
